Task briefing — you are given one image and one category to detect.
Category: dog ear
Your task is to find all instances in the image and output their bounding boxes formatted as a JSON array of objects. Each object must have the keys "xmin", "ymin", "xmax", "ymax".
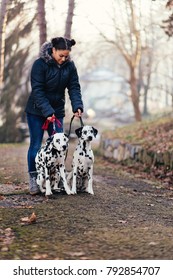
[
  {"xmin": 47, "ymin": 135, "xmax": 54, "ymax": 143},
  {"xmin": 92, "ymin": 127, "xmax": 98, "ymax": 137},
  {"xmin": 75, "ymin": 127, "xmax": 83, "ymax": 138},
  {"xmin": 64, "ymin": 133, "xmax": 69, "ymax": 139}
]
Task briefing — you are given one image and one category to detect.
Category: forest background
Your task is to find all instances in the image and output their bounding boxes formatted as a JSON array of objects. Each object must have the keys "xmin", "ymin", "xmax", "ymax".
[{"xmin": 0, "ymin": 0, "xmax": 173, "ymax": 143}]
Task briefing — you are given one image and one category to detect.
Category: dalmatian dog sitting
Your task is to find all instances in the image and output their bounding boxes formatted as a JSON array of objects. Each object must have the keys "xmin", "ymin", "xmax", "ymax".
[
  {"xmin": 67, "ymin": 125, "xmax": 98, "ymax": 195},
  {"xmin": 35, "ymin": 133, "xmax": 71, "ymax": 196}
]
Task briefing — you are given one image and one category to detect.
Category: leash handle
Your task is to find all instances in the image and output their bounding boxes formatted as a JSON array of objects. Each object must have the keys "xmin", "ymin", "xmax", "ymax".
[
  {"xmin": 65, "ymin": 115, "xmax": 84, "ymax": 161},
  {"xmin": 42, "ymin": 116, "xmax": 62, "ymax": 135},
  {"xmin": 67, "ymin": 115, "xmax": 84, "ymax": 138}
]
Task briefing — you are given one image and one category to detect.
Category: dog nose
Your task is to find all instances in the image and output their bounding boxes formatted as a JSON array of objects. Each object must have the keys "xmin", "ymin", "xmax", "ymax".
[
  {"xmin": 88, "ymin": 136, "xmax": 93, "ymax": 141},
  {"xmin": 62, "ymin": 145, "xmax": 67, "ymax": 151}
]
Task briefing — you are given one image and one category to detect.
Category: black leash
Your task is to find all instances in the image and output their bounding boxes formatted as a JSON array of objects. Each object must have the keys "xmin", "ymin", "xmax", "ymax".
[
  {"xmin": 65, "ymin": 116, "xmax": 84, "ymax": 160},
  {"xmin": 67, "ymin": 115, "xmax": 84, "ymax": 138}
]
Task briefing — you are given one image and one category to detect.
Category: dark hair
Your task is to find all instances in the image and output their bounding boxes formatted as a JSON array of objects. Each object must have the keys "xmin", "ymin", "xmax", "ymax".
[{"xmin": 51, "ymin": 37, "xmax": 76, "ymax": 51}]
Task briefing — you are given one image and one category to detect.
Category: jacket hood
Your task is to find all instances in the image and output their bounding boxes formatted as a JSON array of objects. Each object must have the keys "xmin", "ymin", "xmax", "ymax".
[
  {"xmin": 39, "ymin": 41, "xmax": 53, "ymax": 63},
  {"xmin": 39, "ymin": 41, "xmax": 71, "ymax": 64}
]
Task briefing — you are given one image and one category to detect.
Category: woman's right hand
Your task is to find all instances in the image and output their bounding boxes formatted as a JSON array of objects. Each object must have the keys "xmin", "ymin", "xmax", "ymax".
[{"xmin": 47, "ymin": 114, "xmax": 55, "ymax": 122}]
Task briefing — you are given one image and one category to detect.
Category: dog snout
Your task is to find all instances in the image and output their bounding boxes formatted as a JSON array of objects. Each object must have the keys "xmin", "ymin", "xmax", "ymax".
[
  {"xmin": 62, "ymin": 145, "xmax": 67, "ymax": 151},
  {"xmin": 88, "ymin": 136, "xmax": 93, "ymax": 141}
]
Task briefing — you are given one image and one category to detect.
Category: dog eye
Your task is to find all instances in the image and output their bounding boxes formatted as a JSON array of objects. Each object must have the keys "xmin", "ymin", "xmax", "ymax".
[{"xmin": 83, "ymin": 131, "xmax": 87, "ymax": 135}]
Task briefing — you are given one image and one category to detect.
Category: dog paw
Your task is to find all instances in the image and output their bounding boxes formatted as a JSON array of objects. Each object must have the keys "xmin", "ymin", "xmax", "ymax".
[
  {"xmin": 40, "ymin": 189, "xmax": 46, "ymax": 193},
  {"xmin": 39, "ymin": 186, "xmax": 45, "ymax": 193},
  {"xmin": 86, "ymin": 189, "xmax": 94, "ymax": 195},
  {"xmin": 71, "ymin": 189, "xmax": 77, "ymax": 195},
  {"xmin": 45, "ymin": 191, "xmax": 53, "ymax": 196},
  {"xmin": 65, "ymin": 188, "xmax": 73, "ymax": 195}
]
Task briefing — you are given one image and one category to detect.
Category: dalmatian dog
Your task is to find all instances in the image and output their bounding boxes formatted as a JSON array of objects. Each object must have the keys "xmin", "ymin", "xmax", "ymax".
[
  {"xmin": 35, "ymin": 133, "xmax": 71, "ymax": 196},
  {"xmin": 67, "ymin": 125, "xmax": 98, "ymax": 195}
]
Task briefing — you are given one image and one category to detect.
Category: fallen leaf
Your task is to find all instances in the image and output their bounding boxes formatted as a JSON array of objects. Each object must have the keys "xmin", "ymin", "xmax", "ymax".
[
  {"xmin": 67, "ymin": 251, "xmax": 85, "ymax": 257},
  {"xmin": 118, "ymin": 220, "xmax": 127, "ymax": 224},
  {"xmin": 1, "ymin": 246, "xmax": 9, "ymax": 252},
  {"xmin": 31, "ymin": 244, "xmax": 39, "ymax": 248},
  {"xmin": 29, "ymin": 212, "xmax": 37, "ymax": 223},
  {"xmin": 148, "ymin": 242, "xmax": 158, "ymax": 246},
  {"xmin": 20, "ymin": 212, "xmax": 37, "ymax": 224},
  {"xmin": 33, "ymin": 253, "xmax": 48, "ymax": 260},
  {"xmin": 20, "ymin": 217, "xmax": 30, "ymax": 222},
  {"xmin": 0, "ymin": 228, "xmax": 15, "ymax": 251}
]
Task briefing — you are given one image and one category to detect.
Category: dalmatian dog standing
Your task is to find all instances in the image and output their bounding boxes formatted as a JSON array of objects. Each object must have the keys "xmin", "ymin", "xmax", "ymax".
[
  {"xmin": 35, "ymin": 133, "xmax": 71, "ymax": 196},
  {"xmin": 67, "ymin": 125, "xmax": 98, "ymax": 195}
]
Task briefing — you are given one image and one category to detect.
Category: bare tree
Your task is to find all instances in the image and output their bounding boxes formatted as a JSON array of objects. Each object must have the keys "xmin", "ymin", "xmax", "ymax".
[
  {"xmin": 162, "ymin": 0, "xmax": 173, "ymax": 36},
  {"xmin": 37, "ymin": 0, "xmax": 47, "ymax": 48},
  {"xmin": 64, "ymin": 0, "xmax": 75, "ymax": 38},
  {"xmin": 0, "ymin": 1, "xmax": 35, "ymax": 143},
  {"xmin": 0, "ymin": 0, "xmax": 10, "ymax": 87},
  {"xmin": 138, "ymin": 3, "xmax": 156, "ymax": 116},
  {"xmin": 99, "ymin": 0, "xmax": 142, "ymax": 121}
]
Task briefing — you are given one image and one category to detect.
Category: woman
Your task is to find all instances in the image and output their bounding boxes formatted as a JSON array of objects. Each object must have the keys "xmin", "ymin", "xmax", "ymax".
[{"xmin": 25, "ymin": 37, "xmax": 83, "ymax": 195}]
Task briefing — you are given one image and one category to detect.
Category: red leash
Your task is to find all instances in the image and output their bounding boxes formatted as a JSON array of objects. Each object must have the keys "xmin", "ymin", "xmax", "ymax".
[{"xmin": 42, "ymin": 116, "xmax": 62, "ymax": 134}]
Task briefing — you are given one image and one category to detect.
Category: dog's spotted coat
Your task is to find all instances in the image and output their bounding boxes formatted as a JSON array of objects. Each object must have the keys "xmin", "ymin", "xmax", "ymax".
[
  {"xmin": 35, "ymin": 133, "xmax": 71, "ymax": 196},
  {"xmin": 67, "ymin": 125, "xmax": 98, "ymax": 194}
]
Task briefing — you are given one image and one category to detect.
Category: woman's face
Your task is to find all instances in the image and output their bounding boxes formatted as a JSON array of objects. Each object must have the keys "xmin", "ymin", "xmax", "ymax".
[{"xmin": 52, "ymin": 48, "xmax": 70, "ymax": 64}]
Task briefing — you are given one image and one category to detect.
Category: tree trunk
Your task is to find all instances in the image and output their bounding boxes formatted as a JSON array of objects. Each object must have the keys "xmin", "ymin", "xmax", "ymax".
[
  {"xmin": 37, "ymin": 0, "xmax": 47, "ymax": 48},
  {"xmin": 64, "ymin": 0, "xmax": 75, "ymax": 38},
  {"xmin": 130, "ymin": 67, "xmax": 142, "ymax": 121},
  {"xmin": 0, "ymin": 0, "xmax": 10, "ymax": 87},
  {"xmin": 143, "ymin": 85, "xmax": 148, "ymax": 116}
]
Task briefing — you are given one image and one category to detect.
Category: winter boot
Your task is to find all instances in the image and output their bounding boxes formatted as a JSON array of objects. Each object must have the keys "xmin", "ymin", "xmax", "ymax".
[{"xmin": 29, "ymin": 171, "xmax": 40, "ymax": 195}]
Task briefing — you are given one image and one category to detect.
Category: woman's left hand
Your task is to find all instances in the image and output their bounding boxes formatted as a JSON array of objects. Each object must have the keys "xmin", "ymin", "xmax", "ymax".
[{"xmin": 74, "ymin": 109, "xmax": 82, "ymax": 118}]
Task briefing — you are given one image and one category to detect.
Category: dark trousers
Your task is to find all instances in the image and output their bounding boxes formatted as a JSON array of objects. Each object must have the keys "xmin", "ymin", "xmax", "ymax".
[{"xmin": 26, "ymin": 113, "xmax": 63, "ymax": 172}]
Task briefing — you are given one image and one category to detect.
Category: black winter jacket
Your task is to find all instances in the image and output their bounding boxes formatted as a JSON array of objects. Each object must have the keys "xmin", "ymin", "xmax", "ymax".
[{"xmin": 25, "ymin": 42, "xmax": 83, "ymax": 118}]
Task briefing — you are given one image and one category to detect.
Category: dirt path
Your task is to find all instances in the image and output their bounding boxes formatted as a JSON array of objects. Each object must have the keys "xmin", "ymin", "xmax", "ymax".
[{"xmin": 1, "ymin": 143, "xmax": 173, "ymax": 259}]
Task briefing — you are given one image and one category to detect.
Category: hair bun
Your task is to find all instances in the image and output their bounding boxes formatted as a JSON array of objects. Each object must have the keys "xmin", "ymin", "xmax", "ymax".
[
  {"xmin": 70, "ymin": 39, "xmax": 76, "ymax": 46},
  {"xmin": 51, "ymin": 37, "xmax": 59, "ymax": 46},
  {"xmin": 51, "ymin": 37, "xmax": 75, "ymax": 50}
]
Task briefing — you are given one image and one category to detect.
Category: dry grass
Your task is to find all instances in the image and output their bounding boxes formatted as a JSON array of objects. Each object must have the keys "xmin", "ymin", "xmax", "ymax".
[{"xmin": 102, "ymin": 114, "xmax": 173, "ymax": 152}]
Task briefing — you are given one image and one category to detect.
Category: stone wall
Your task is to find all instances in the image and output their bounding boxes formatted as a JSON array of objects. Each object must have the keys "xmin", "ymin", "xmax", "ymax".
[{"xmin": 100, "ymin": 136, "xmax": 173, "ymax": 169}]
